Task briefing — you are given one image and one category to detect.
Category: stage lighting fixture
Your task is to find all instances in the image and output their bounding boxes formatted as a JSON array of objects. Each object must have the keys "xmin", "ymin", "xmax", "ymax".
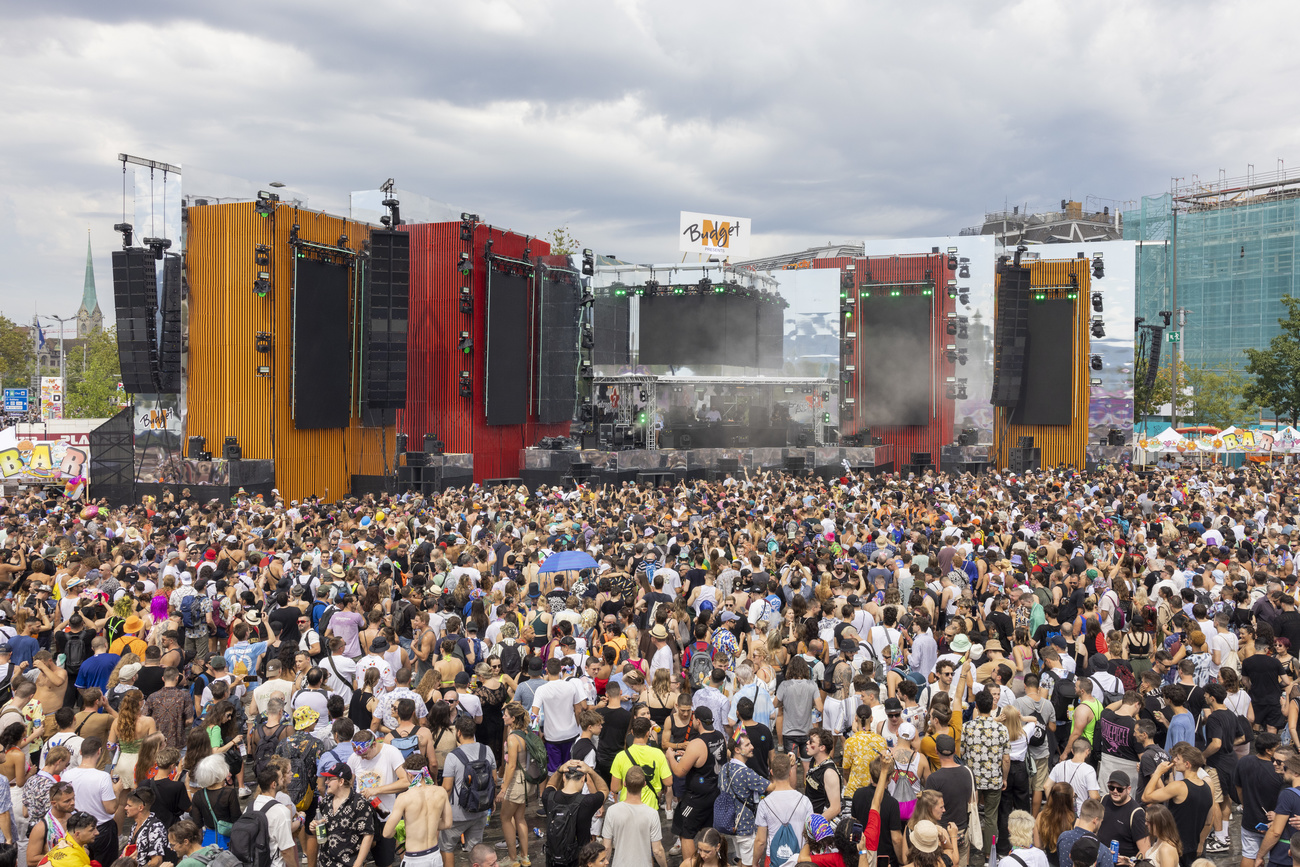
[
  {"xmin": 255, "ymin": 244, "xmax": 270, "ymax": 267},
  {"xmin": 1033, "ymin": 290, "xmax": 1046, "ymax": 302},
  {"xmin": 639, "ymin": 389, "xmax": 648, "ymax": 402},
  {"xmin": 889, "ymin": 289, "xmax": 901, "ymax": 297},
  {"xmin": 698, "ymin": 277, "xmax": 712, "ymax": 293},
  {"xmin": 946, "ymin": 279, "xmax": 957, "ymax": 299},
  {"xmin": 1159, "ymin": 310, "xmax": 1172, "ymax": 327},
  {"xmin": 582, "ymin": 249, "xmax": 595, "ymax": 276},
  {"xmin": 255, "ymin": 191, "xmax": 280, "ymax": 218},
  {"xmin": 580, "ymin": 360, "xmax": 593, "ymax": 378},
  {"xmin": 254, "ymin": 332, "xmax": 272, "ymax": 353},
  {"xmin": 1091, "ymin": 354, "xmax": 1103, "ymax": 370},
  {"xmin": 458, "ymin": 253, "xmax": 472, "ymax": 276},
  {"xmin": 957, "ymin": 381, "xmax": 967, "ymax": 400},
  {"xmin": 581, "ymin": 325, "xmax": 594, "ymax": 349},
  {"xmin": 946, "ymin": 316, "xmax": 958, "ymax": 336},
  {"xmin": 382, "ymin": 197, "xmax": 401, "ymax": 226},
  {"xmin": 1092, "ymin": 253, "xmax": 1104, "ymax": 279},
  {"xmin": 843, "ymin": 396, "xmax": 855, "ymax": 404},
  {"xmin": 1092, "ymin": 292, "xmax": 1103, "ymax": 313},
  {"xmin": 946, "ymin": 383, "xmax": 958, "ymax": 400},
  {"xmin": 460, "ymin": 222, "xmax": 473, "ymax": 242},
  {"xmin": 636, "ymin": 410, "xmax": 647, "ymax": 425},
  {"xmin": 459, "ymin": 371, "xmax": 472, "ymax": 397},
  {"xmin": 460, "ymin": 213, "xmax": 480, "ymax": 223},
  {"xmin": 947, "ymin": 247, "xmax": 958, "ymax": 271},
  {"xmin": 580, "ymin": 288, "xmax": 595, "ymax": 307},
  {"xmin": 113, "ymin": 222, "xmax": 133, "ymax": 248},
  {"xmin": 458, "ymin": 332, "xmax": 472, "ymax": 353},
  {"xmin": 923, "ymin": 286, "xmax": 933, "ymax": 296},
  {"xmin": 1090, "ymin": 378, "xmax": 1103, "ymax": 385},
  {"xmin": 958, "ymin": 291, "xmax": 969, "ymax": 305},
  {"xmin": 822, "ymin": 412, "xmax": 831, "ymax": 424},
  {"xmin": 255, "ymin": 365, "xmax": 271, "ymax": 376},
  {"xmin": 784, "ymin": 387, "xmax": 795, "ymax": 393},
  {"xmin": 1092, "ymin": 319, "xmax": 1106, "ymax": 339},
  {"xmin": 957, "ymin": 317, "xmax": 968, "ymax": 340},
  {"xmin": 144, "ymin": 237, "xmax": 171, "ymax": 260},
  {"xmin": 254, "ymin": 272, "xmax": 271, "ymax": 297},
  {"xmin": 644, "ymin": 280, "xmax": 659, "ymax": 294},
  {"xmin": 460, "ymin": 286, "xmax": 472, "ymax": 315},
  {"xmin": 841, "ymin": 271, "xmax": 855, "ymax": 291}
]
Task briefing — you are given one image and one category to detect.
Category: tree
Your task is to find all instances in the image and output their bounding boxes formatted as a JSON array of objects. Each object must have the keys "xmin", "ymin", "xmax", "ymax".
[
  {"xmin": 546, "ymin": 226, "xmax": 580, "ymax": 256},
  {"xmin": 0, "ymin": 315, "xmax": 34, "ymax": 391},
  {"xmin": 1244, "ymin": 295, "xmax": 1300, "ymax": 425},
  {"xmin": 1182, "ymin": 363, "xmax": 1258, "ymax": 430},
  {"xmin": 64, "ymin": 327, "xmax": 121, "ymax": 418}
]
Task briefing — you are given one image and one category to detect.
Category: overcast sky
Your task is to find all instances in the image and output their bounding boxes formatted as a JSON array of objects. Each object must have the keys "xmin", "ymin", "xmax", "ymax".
[{"xmin": 1, "ymin": 1, "xmax": 1294, "ymax": 329}]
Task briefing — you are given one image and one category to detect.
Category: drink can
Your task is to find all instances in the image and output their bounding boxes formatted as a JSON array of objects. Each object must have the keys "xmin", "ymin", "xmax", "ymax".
[
  {"xmin": 1110, "ymin": 840, "xmax": 1119, "ymax": 860},
  {"xmin": 316, "ymin": 820, "xmax": 327, "ymax": 842}
]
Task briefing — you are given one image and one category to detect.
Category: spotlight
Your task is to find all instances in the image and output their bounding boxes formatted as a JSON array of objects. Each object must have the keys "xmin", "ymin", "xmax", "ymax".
[
  {"xmin": 582, "ymin": 249, "xmax": 595, "ymax": 277},
  {"xmin": 822, "ymin": 412, "xmax": 831, "ymax": 424},
  {"xmin": 254, "ymin": 272, "xmax": 271, "ymax": 297},
  {"xmin": 1092, "ymin": 292, "xmax": 1103, "ymax": 313},
  {"xmin": 1092, "ymin": 319, "xmax": 1106, "ymax": 339},
  {"xmin": 113, "ymin": 222, "xmax": 133, "ymax": 248},
  {"xmin": 1092, "ymin": 253, "xmax": 1104, "ymax": 279},
  {"xmin": 698, "ymin": 277, "xmax": 712, "ymax": 293},
  {"xmin": 580, "ymin": 289, "xmax": 595, "ymax": 307},
  {"xmin": 458, "ymin": 332, "xmax": 472, "ymax": 353},
  {"xmin": 382, "ymin": 197, "xmax": 401, "ymax": 226},
  {"xmin": 957, "ymin": 317, "xmax": 968, "ymax": 340},
  {"xmin": 947, "ymin": 247, "xmax": 958, "ymax": 271},
  {"xmin": 1159, "ymin": 310, "xmax": 1172, "ymax": 327},
  {"xmin": 580, "ymin": 359, "xmax": 593, "ymax": 378},
  {"xmin": 644, "ymin": 280, "xmax": 659, "ymax": 294},
  {"xmin": 143, "ymin": 237, "xmax": 171, "ymax": 260},
  {"xmin": 957, "ymin": 381, "xmax": 967, "ymax": 400},
  {"xmin": 947, "ymin": 280, "xmax": 957, "ymax": 299},
  {"xmin": 255, "ymin": 191, "xmax": 279, "ymax": 218},
  {"xmin": 958, "ymin": 291, "xmax": 969, "ymax": 306},
  {"xmin": 460, "ymin": 286, "xmax": 472, "ymax": 315},
  {"xmin": 946, "ymin": 384, "xmax": 958, "ymax": 400},
  {"xmin": 1090, "ymin": 354, "xmax": 1103, "ymax": 370},
  {"xmin": 255, "ymin": 244, "xmax": 270, "ymax": 267},
  {"xmin": 946, "ymin": 315, "xmax": 958, "ymax": 336},
  {"xmin": 459, "ymin": 371, "xmax": 471, "ymax": 397},
  {"xmin": 338, "ymin": 234, "xmax": 348, "ymax": 249},
  {"xmin": 460, "ymin": 212, "xmax": 481, "ymax": 223},
  {"xmin": 254, "ymin": 332, "xmax": 272, "ymax": 353},
  {"xmin": 458, "ymin": 253, "xmax": 472, "ymax": 276},
  {"xmin": 460, "ymin": 220, "xmax": 474, "ymax": 243},
  {"xmin": 581, "ymin": 325, "xmax": 594, "ymax": 349}
]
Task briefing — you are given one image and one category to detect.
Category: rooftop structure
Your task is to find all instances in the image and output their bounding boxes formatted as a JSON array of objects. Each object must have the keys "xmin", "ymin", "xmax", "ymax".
[{"xmin": 960, "ymin": 199, "xmax": 1124, "ymax": 245}]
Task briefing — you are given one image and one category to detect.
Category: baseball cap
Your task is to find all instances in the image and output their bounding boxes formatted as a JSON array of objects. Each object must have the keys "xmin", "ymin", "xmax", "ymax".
[
  {"xmin": 321, "ymin": 763, "xmax": 354, "ymax": 782},
  {"xmin": 934, "ymin": 734, "xmax": 957, "ymax": 755}
]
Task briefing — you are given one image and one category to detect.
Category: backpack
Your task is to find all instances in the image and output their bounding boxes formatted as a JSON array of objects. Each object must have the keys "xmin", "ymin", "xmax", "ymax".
[
  {"xmin": 1026, "ymin": 707, "xmax": 1049, "ymax": 748},
  {"xmin": 544, "ymin": 790, "xmax": 585, "ymax": 867},
  {"xmin": 228, "ymin": 799, "xmax": 277, "ymax": 867},
  {"xmin": 190, "ymin": 848, "xmax": 243, "ymax": 867},
  {"xmin": 391, "ymin": 726, "xmax": 421, "ymax": 759},
  {"xmin": 104, "ymin": 615, "xmax": 126, "ymax": 647},
  {"xmin": 687, "ymin": 642, "xmax": 715, "ymax": 691},
  {"xmin": 276, "ymin": 730, "xmax": 324, "ymax": 811},
  {"xmin": 211, "ymin": 598, "xmax": 229, "ymax": 632},
  {"xmin": 181, "ymin": 595, "xmax": 201, "ymax": 629},
  {"xmin": 252, "ymin": 722, "xmax": 287, "ymax": 778},
  {"xmin": 518, "ymin": 728, "xmax": 549, "ymax": 787},
  {"xmin": 714, "ymin": 761, "xmax": 756, "ymax": 834},
  {"xmin": 317, "ymin": 604, "xmax": 338, "ymax": 638},
  {"xmin": 1048, "ymin": 670, "xmax": 1078, "ymax": 723},
  {"xmin": 768, "ymin": 800, "xmax": 802, "ymax": 867},
  {"xmin": 64, "ymin": 632, "xmax": 87, "ymax": 673},
  {"xmin": 620, "ymin": 747, "xmax": 661, "ymax": 799},
  {"xmin": 491, "ymin": 639, "xmax": 523, "ymax": 679},
  {"xmin": 735, "ymin": 683, "xmax": 774, "ymax": 728},
  {"xmin": 451, "ymin": 745, "xmax": 496, "ymax": 813},
  {"xmin": 1111, "ymin": 660, "xmax": 1138, "ymax": 694},
  {"xmin": 1090, "ymin": 674, "xmax": 1123, "ymax": 706}
]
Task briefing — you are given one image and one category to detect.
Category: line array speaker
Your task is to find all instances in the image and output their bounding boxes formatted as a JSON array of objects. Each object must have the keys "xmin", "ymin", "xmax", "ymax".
[
  {"xmin": 112, "ymin": 248, "xmax": 159, "ymax": 394},
  {"xmin": 364, "ymin": 230, "xmax": 409, "ymax": 410},
  {"xmin": 156, "ymin": 255, "xmax": 182, "ymax": 393},
  {"xmin": 1008, "ymin": 447, "xmax": 1041, "ymax": 474},
  {"xmin": 990, "ymin": 263, "xmax": 1030, "ymax": 407}
]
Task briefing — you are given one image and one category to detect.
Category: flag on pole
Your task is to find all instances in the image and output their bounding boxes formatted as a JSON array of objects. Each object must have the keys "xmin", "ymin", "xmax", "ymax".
[{"xmin": 35, "ymin": 321, "xmax": 44, "ymax": 349}]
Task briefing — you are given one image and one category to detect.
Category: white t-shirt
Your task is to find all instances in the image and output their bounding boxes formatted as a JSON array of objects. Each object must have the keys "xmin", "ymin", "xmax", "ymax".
[
  {"xmin": 354, "ymin": 655, "xmax": 395, "ymax": 693},
  {"xmin": 755, "ymin": 790, "xmax": 814, "ymax": 867},
  {"xmin": 996, "ymin": 847, "xmax": 1050, "ymax": 867},
  {"xmin": 649, "ymin": 645, "xmax": 674, "ymax": 679},
  {"xmin": 1048, "ymin": 759, "xmax": 1099, "ymax": 813},
  {"xmin": 347, "ymin": 743, "xmax": 406, "ymax": 811},
  {"xmin": 322, "ymin": 654, "xmax": 357, "ymax": 703},
  {"xmin": 253, "ymin": 793, "xmax": 296, "ymax": 867},
  {"xmin": 458, "ymin": 692, "xmax": 484, "ymax": 721},
  {"xmin": 531, "ymin": 678, "xmax": 585, "ymax": 740},
  {"xmin": 290, "ymin": 688, "xmax": 332, "ymax": 737},
  {"xmin": 64, "ymin": 766, "xmax": 115, "ymax": 823}
]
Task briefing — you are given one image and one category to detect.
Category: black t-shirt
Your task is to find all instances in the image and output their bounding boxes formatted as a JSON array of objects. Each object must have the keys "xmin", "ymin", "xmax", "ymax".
[
  {"xmin": 134, "ymin": 664, "xmax": 165, "ymax": 698},
  {"xmin": 572, "ymin": 736, "xmax": 596, "ymax": 767},
  {"xmin": 595, "ymin": 706, "xmax": 633, "ymax": 766},
  {"xmin": 145, "ymin": 777, "xmax": 192, "ymax": 826},
  {"xmin": 1137, "ymin": 744, "xmax": 1169, "ymax": 795},
  {"xmin": 1198, "ymin": 708, "xmax": 1242, "ymax": 772},
  {"xmin": 740, "ymin": 722, "xmax": 773, "ymax": 779},
  {"xmin": 1097, "ymin": 710, "xmax": 1140, "ymax": 762},
  {"xmin": 1058, "ymin": 588, "xmax": 1087, "ymax": 626},
  {"xmin": 683, "ymin": 568, "xmax": 708, "ymax": 595},
  {"xmin": 269, "ymin": 606, "xmax": 301, "ymax": 644},
  {"xmin": 541, "ymin": 788, "xmax": 605, "ymax": 849},
  {"xmin": 1183, "ymin": 684, "xmax": 1207, "ymax": 720},
  {"xmin": 1277, "ymin": 610, "xmax": 1300, "ymax": 650},
  {"xmin": 852, "ymin": 785, "xmax": 903, "ymax": 864},
  {"xmin": 924, "ymin": 766, "xmax": 973, "ymax": 830},
  {"xmin": 1232, "ymin": 754, "xmax": 1286, "ymax": 830},
  {"xmin": 1140, "ymin": 694, "xmax": 1169, "ymax": 745},
  {"xmin": 1098, "ymin": 798, "xmax": 1148, "ymax": 858},
  {"xmin": 986, "ymin": 611, "xmax": 1014, "ymax": 646},
  {"xmin": 1243, "ymin": 654, "xmax": 1285, "ymax": 705}
]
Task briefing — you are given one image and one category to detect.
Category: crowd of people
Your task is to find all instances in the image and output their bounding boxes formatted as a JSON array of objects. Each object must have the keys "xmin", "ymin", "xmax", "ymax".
[{"xmin": 0, "ymin": 462, "xmax": 1297, "ymax": 867}]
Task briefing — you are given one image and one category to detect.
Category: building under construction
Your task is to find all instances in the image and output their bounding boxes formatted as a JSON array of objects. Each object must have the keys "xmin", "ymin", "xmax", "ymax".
[{"xmin": 1124, "ymin": 166, "xmax": 1300, "ymax": 373}]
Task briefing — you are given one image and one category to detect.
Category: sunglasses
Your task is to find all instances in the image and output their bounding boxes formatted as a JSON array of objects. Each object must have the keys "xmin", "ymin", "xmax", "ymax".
[
  {"xmin": 1108, "ymin": 784, "xmax": 1127, "ymax": 793},
  {"xmin": 887, "ymin": 712, "xmax": 902, "ymax": 718}
]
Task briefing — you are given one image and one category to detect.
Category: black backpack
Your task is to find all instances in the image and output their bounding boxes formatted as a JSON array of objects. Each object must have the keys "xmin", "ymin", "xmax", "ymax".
[
  {"xmin": 451, "ymin": 745, "xmax": 496, "ymax": 813},
  {"xmin": 498, "ymin": 639, "xmax": 523, "ymax": 678},
  {"xmin": 229, "ymin": 799, "xmax": 276, "ymax": 867},
  {"xmin": 1027, "ymin": 707, "xmax": 1049, "ymax": 748},
  {"xmin": 544, "ymin": 790, "xmax": 585, "ymax": 867},
  {"xmin": 252, "ymin": 722, "xmax": 287, "ymax": 778},
  {"xmin": 1049, "ymin": 671, "xmax": 1078, "ymax": 723},
  {"xmin": 64, "ymin": 632, "xmax": 87, "ymax": 672}
]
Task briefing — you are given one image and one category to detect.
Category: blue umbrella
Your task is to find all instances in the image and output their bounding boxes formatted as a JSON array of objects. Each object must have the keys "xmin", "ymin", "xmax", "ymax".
[{"xmin": 538, "ymin": 550, "xmax": 599, "ymax": 573}]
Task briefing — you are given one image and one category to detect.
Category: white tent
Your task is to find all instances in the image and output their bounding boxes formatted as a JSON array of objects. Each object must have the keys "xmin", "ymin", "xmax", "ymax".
[{"xmin": 1138, "ymin": 427, "xmax": 1189, "ymax": 453}]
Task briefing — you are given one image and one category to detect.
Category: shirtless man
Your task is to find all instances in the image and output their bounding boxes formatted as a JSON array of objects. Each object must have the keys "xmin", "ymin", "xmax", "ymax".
[
  {"xmin": 30, "ymin": 650, "xmax": 67, "ymax": 730},
  {"xmin": 383, "ymin": 754, "xmax": 452, "ymax": 867},
  {"xmin": 26, "ymin": 779, "xmax": 74, "ymax": 867}
]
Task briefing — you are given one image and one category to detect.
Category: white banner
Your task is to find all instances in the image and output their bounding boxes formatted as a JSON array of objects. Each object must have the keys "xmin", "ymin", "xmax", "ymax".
[{"xmin": 679, "ymin": 211, "xmax": 751, "ymax": 257}]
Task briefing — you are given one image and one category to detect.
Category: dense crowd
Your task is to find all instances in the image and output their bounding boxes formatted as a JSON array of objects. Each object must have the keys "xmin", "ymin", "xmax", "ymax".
[{"xmin": 0, "ymin": 462, "xmax": 1299, "ymax": 867}]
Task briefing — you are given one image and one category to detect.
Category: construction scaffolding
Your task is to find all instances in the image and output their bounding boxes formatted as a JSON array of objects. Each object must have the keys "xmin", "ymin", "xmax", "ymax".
[{"xmin": 1125, "ymin": 176, "xmax": 1300, "ymax": 373}]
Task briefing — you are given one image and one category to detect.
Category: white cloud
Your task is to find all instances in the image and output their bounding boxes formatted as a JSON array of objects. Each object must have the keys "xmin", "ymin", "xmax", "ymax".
[{"xmin": 3, "ymin": 0, "xmax": 1300, "ymax": 318}]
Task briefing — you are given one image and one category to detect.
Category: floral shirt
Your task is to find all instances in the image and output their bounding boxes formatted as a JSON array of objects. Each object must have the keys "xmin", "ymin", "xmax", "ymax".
[
  {"xmin": 710, "ymin": 628, "xmax": 739, "ymax": 672},
  {"xmin": 842, "ymin": 729, "xmax": 888, "ymax": 797},
  {"xmin": 144, "ymin": 686, "xmax": 195, "ymax": 749},
  {"xmin": 318, "ymin": 790, "xmax": 375, "ymax": 866},
  {"xmin": 22, "ymin": 771, "xmax": 57, "ymax": 831},
  {"xmin": 125, "ymin": 812, "xmax": 168, "ymax": 862},
  {"xmin": 962, "ymin": 715, "xmax": 1010, "ymax": 791},
  {"xmin": 718, "ymin": 759, "xmax": 769, "ymax": 835}
]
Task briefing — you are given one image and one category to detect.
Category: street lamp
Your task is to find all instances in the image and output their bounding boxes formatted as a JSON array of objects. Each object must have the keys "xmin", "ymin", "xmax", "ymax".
[{"xmin": 41, "ymin": 314, "xmax": 78, "ymax": 390}]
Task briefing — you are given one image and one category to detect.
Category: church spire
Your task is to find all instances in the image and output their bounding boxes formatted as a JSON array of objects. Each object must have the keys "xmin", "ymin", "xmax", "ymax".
[{"xmin": 79, "ymin": 232, "xmax": 100, "ymax": 316}]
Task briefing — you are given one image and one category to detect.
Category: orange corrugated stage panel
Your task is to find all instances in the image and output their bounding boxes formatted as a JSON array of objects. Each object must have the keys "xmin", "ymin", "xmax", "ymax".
[{"xmin": 185, "ymin": 202, "xmax": 394, "ymax": 501}]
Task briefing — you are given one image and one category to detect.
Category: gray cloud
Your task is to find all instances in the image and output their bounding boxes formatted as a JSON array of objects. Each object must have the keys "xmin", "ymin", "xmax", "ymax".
[{"xmin": 2, "ymin": 0, "xmax": 1299, "ymax": 320}]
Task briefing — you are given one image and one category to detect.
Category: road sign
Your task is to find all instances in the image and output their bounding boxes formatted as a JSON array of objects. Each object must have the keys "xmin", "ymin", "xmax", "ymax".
[
  {"xmin": 1168, "ymin": 331, "xmax": 1181, "ymax": 342},
  {"xmin": 3, "ymin": 389, "xmax": 27, "ymax": 414}
]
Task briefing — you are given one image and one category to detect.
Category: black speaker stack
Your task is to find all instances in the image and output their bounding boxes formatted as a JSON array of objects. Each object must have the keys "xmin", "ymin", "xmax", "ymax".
[
  {"xmin": 1008, "ymin": 447, "xmax": 1041, "ymax": 474},
  {"xmin": 112, "ymin": 248, "xmax": 159, "ymax": 394},
  {"xmin": 991, "ymin": 261, "xmax": 1031, "ymax": 407},
  {"xmin": 363, "ymin": 230, "xmax": 409, "ymax": 410}
]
